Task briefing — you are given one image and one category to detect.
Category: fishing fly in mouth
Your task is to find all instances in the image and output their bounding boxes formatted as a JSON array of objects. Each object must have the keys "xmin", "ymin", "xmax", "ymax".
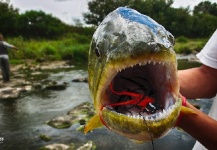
[
  {"xmin": 101, "ymin": 61, "xmax": 178, "ymax": 122},
  {"xmin": 85, "ymin": 7, "xmax": 195, "ymax": 143}
]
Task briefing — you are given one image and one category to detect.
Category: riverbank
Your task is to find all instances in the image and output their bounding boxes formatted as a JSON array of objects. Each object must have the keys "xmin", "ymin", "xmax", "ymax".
[
  {"xmin": 0, "ymin": 54, "xmax": 201, "ymax": 100},
  {"xmin": 0, "ymin": 57, "xmax": 208, "ymax": 150},
  {"xmin": 0, "ymin": 62, "xmax": 92, "ymax": 150},
  {"xmin": 0, "ymin": 60, "xmax": 80, "ymax": 100}
]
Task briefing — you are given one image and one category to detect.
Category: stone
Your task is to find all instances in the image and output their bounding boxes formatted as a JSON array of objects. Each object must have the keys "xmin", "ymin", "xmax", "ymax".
[
  {"xmin": 72, "ymin": 78, "xmax": 88, "ymax": 83},
  {"xmin": 45, "ymin": 84, "xmax": 67, "ymax": 91}
]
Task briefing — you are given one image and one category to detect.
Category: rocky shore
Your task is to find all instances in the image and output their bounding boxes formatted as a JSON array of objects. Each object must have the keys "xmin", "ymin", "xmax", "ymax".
[
  {"xmin": 0, "ymin": 58, "xmax": 202, "ymax": 150},
  {"xmin": 0, "ymin": 60, "xmax": 96, "ymax": 149},
  {"xmin": 40, "ymin": 102, "xmax": 96, "ymax": 150},
  {"xmin": 0, "ymin": 61, "xmax": 87, "ymax": 100}
]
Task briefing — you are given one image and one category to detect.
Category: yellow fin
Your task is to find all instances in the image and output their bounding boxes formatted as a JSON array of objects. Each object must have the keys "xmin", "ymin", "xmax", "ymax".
[
  {"xmin": 84, "ymin": 114, "xmax": 103, "ymax": 134},
  {"xmin": 180, "ymin": 106, "xmax": 197, "ymax": 115}
]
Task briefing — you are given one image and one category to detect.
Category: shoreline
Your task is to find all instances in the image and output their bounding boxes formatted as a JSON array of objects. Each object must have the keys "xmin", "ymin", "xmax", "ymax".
[{"xmin": 0, "ymin": 60, "xmax": 75, "ymax": 100}]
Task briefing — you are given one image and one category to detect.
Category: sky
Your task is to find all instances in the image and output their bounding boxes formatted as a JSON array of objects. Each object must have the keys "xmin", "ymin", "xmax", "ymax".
[{"xmin": 7, "ymin": 0, "xmax": 217, "ymax": 25}]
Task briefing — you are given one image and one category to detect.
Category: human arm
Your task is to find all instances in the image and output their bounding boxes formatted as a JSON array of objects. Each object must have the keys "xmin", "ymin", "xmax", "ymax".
[
  {"xmin": 178, "ymin": 65, "xmax": 217, "ymax": 99},
  {"xmin": 178, "ymin": 65, "xmax": 217, "ymax": 149},
  {"xmin": 3, "ymin": 41, "xmax": 18, "ymax": 50},
  {"xmin": 177, "ymin": 101, "xmax": 217, "ymax": 150}
]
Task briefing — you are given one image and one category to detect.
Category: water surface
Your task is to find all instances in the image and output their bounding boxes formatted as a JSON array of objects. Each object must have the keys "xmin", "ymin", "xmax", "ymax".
[{"xmin": 0, "ymin": 60, "xmax": 213, "ymax": 150}]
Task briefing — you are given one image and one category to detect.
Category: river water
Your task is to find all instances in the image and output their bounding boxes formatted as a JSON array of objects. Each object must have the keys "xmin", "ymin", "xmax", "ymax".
[{"xmin": 0, "ymin": 60, "xmax": 213, "ymax": 150}]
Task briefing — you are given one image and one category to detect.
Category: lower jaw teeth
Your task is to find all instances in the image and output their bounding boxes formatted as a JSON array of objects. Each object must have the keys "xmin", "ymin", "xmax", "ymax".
[{"xmin": 104, "ymin": 102, "xmax": 177, "ymax": 121}]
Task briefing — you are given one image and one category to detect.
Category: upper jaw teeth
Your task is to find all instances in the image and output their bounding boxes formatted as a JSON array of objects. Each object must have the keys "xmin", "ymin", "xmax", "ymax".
[{"xmin": 116, "ymin": 60, "xmax": 168, "ymax": 72}]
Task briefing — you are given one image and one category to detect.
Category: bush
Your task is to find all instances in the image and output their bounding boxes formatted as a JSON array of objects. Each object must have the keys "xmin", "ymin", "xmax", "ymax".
[
  {"xmin": 174, "ymin": 38, "xmax": 207, "ymax": 54},
  {"xmin": 176, "ymin": 45, "xmax": 192, "ymax": 54},
  {"xmin": 176, "ymin": 36, "xmax": 188, "ymax": 43},
  {"xmin": 42, "ymin": 45, "xmax": 56, "ymax": 55},
  {"xmin": 60, "ymin": 44, "xmax": 89, "ymax": 61}
]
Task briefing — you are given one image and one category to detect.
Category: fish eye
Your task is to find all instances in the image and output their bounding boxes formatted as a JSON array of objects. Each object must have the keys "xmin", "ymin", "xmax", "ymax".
[{"xmin": 95, "ymin": 47, "xmax": 100, "ymax": 57}]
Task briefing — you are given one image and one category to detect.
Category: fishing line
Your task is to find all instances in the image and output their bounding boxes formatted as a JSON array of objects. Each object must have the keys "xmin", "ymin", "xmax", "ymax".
[
  {"xmin": 139, "ymin": 112, "xmax": 155, "ymax": 150},
  {"xmin": 106, "ymin": 80, "xmax": 155, "ymax": 150},
  {"xmin": 117, "ymin": 95, "xmax": 133, "ymax": 115}
]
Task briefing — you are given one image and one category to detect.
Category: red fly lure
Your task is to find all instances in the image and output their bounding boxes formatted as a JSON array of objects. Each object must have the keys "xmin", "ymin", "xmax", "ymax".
[
  {"xmin": 100, "ymin": 82, "xmax": 156, "ymax": 150},
  {"xmin": 108, "ymin": 83, "xmax": 155, "ymax": 110}
]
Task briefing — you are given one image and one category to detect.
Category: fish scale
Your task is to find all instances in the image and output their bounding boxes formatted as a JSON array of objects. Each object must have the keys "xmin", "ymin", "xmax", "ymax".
[{"xmin": 85, "ymin": 7, "xmax": 196, "ymax": 143}]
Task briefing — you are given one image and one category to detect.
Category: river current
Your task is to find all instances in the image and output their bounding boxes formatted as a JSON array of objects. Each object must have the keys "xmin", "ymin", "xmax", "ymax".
[{"xmin": 0, "ymin": 60, "xmax": 213, "ymax": 150}]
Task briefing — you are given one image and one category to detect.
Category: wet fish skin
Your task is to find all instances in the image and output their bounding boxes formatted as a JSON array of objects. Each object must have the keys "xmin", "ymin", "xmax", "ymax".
[{"xmin": 85, "ymin": 7, "xmax": 195, "ymax": 142}]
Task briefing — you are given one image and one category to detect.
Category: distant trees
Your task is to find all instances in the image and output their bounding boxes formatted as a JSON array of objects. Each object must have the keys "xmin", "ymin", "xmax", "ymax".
[
  {"xmin": 192, "ymin": 1, "xmax": 217, "ymax": 37},
  {"xmin": 17, "ymin": 10, "xmax": 67, "ymax": 38},
  {"xmin": 1, "ymin": 0, "xmax": 217, "ymax": 39},
  {"xmin": 0, "ymin": 1, "xmax": 19, "ymax": 36},
  {"xmin": 83, "ymin": 0, "xmax": 186, "ymax": 26},
  {"xmin": 193, "ymin": 1, "xmax": 217, "ymax": 16},
  {"xmin": 0, "ymin": 1, "xmax": 70, "ymax": 38},
  {"xmin": 83, "ymin": 0, "xmax": 217, "ymax": 38},
  {"xmin": 83, "ymin": 0, "xmax": 133, "ymax": 25}
]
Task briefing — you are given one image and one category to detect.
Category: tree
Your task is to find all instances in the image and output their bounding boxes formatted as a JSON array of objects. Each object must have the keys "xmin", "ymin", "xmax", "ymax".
[
  {"xmin": 83, "ymin": 0, "xmax": 176, "ymax": 26},
  {"xmin": 193, "ymin": 1, "xmax": 217, "ymax": 16},
  {"xmin": 191, "ymin": 13, "xmax": 217, "ymax": 38},
  {"xmin": 83, "ymin": 0, "xmax": 192, "ymax": 37},
  {"xmin": 83, "ymin": 0, "xmax": 217, "ymax": 38},
  {"xmin": 0, "ymin": 0, "xmax": 19, "ymax": 36},
  {"xmin": 83, "ymin": 0, "xmax": 135, "ymax": 25},
  {"xmin": 162, "ymin": 7, "xmax": 192, "ymax": 37},
  {"xmin": 17, "ymin": 10, "xmax": 67, "ymax": 38}
]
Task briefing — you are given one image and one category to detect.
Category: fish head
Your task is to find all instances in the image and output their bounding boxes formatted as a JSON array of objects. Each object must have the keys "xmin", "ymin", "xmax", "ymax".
[{"xmin": 88, "ymin": 7, "xmax": 181, "ymax": 142}]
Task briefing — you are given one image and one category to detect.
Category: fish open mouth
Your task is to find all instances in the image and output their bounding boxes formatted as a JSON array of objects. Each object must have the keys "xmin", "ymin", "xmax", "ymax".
[
  {"xmin": 86, "ymin": 7, "xmax": 186, "ymax": 142},
  {"xmin": 102, "ymin": 59, "xmax": 179, "ymax": 122}
]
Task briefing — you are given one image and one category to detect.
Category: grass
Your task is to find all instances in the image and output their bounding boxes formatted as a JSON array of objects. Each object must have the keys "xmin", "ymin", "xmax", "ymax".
[
  {"xmin": 174, "ymin": 37, "xmax": 207, "ymax": 54},
  {"xmin": 6, "ymin": 33, "xmax": 91, "ymax": 64},
  {"xmin": 6, "ymin": 35, "xmax": 208, "ymax": 64}
]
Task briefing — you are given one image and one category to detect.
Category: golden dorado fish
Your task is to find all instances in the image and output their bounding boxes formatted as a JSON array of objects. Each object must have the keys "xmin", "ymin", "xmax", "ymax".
[{"xmin": 85, "ymin": 7, "xmax": 195, "ymax": 142}]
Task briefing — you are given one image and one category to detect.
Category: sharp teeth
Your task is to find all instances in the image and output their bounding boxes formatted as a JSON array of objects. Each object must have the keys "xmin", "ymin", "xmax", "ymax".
[
  {"xmin": 159, "ymin": 112, "xmax": 163, "ymax": 118},
  {"xmin": 136, "ymin": 60, "xmax": 167, "ymax": 66},
  {"xmin": 163, "ymin": 109, "xmax": 167, "ymax": 115}
]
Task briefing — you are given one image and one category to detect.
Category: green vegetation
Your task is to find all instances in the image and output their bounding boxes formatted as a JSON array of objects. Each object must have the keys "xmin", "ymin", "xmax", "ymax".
[
  {"xmin": 178, "ymin": 60, "xmax": 202, "ymax": 70},
  {"xmin": 7, "ymin": 35, "xmax": 208, "ymax": 64},
  {"xmin": 1, "ymin": 0, "xmax": 217, "ymax": 39},
  {"xmin": 84, "ymin": 0, "xmax": 217, "ymax": 38},
  {"xmin": 174, "ymin": 37, "xmax": 207, "ymax": 54},
  {"xmin": 0, "ymin": 0, "xmax": 215, "ymax": 63},
  {"xmin": 7, "ymin": 33, "xmax": 91, "ymax": 63}
]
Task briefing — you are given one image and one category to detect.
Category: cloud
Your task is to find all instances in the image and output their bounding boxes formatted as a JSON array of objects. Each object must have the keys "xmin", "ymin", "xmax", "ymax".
[{"xmin": 54, "ymin": 0, "xmax": 74, "ymax": 1}]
